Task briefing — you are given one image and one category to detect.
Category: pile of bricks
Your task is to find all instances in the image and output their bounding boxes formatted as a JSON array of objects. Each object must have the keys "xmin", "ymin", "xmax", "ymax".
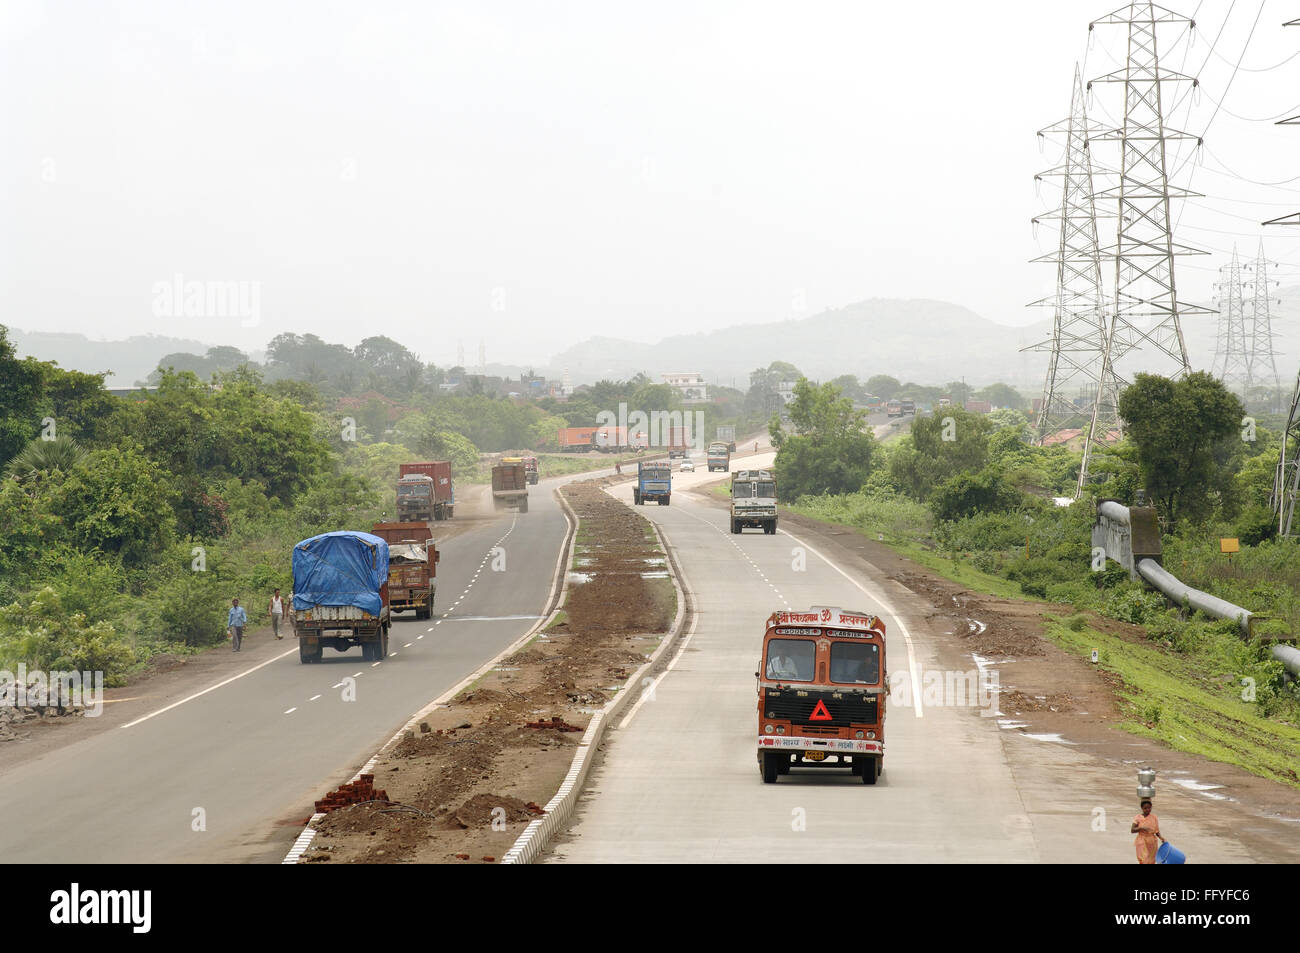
[
  {"xmin": 524, "ymin": 716, "xmax": 583, "ymax": 733},
  {"xmin": 314, "ymin": 774, "xmax": 390, "ymax": 814}
]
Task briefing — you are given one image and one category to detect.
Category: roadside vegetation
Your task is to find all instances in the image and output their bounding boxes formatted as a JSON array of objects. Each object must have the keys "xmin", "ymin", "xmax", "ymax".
[{"xmin": 772, "ymin": 369, "xmax": 1300, "ymax": 754}]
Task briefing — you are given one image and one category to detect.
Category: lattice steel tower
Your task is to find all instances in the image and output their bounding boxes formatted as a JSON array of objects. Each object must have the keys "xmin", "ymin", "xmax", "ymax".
[
  {"xmin": 1087, "ymin": 1, "xmax": 1212, "ymax": 386},
  {"xmin": 1211, "ymin": 246, "xmax": 1251, "ymax": 401},
  {"xmin": 1246, "ymin": 242, "xmax": 1282, "ymax": 410},
  {"xmin": 1027, "ymin": 67, "xmax": 1119, "ymax": 496}
]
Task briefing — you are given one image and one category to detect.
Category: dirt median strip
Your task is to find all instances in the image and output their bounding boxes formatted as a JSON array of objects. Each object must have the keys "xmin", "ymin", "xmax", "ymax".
[{"xmin": 290, "ymin": 479, "xmax": 683, "ymax": 864}]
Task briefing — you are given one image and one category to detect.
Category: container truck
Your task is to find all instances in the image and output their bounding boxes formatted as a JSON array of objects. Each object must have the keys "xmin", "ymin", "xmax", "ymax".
[
  {"xmin": 666, "ymin": 426, "xmax": 691, "ymax": 459},
  {"xmin": 716, "ymin": 425, "xmax": 737, "ymax": 453},
  {"xmin": 707, "ymin": 441, "xmax": 731, "ymax": 472},
  {"xmin": 371, "ymin": 522, "xmax": 438, "ymax": 621},
  {"xmin": 492, "ymin": 461, "xmax": 529, "ymax": 512},
  {"xmin": 633, "ymin": 461, "xmax": 672, "ymax": 506},
  {"xmin": 292, "ymin": 531, "xmax": 391, "ymax": 663},
  {"xmin": 397, "ymin": 461, "xmax": 454, "ymax": 521},
  {"xmin": 757, "ymin": 606, "xmax": 886, "ymax": 784},
  {"xmin": 557, "ymin": 427, "xmax": 598, "ymax": 452}
]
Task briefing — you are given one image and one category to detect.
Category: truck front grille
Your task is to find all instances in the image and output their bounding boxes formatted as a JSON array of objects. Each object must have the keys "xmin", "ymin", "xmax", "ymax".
[{"xmin": 763, "ymin": 689, "xmax": 879, "ymax": 728}]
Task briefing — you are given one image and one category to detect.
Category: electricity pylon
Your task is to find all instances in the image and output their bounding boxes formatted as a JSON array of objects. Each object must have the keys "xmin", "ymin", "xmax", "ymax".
[
  {"xmin": 1211, "ymin": 246, "xmax": 1251, "ymax": 401},
  {"xmin": 1087, "ymin": 1, "xmax": 1212, "ymax": 388},
  {"xmin": 1273, "ymin": 369, "xmax": 1300, "ymax": 535},
  {"xmin": 1246, "ymin": 242, "xmax": 1282, "ymax": 412},
  {"xmin": 1025, "ymin": 66, "xmax": 1118, "ymax": 497}
]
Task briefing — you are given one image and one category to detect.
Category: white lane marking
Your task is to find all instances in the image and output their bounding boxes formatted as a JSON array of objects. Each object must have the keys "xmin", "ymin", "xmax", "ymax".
[
  {"xmin": 352, "ymin": 671, "xmax": 363, "ymax": 677},
  {"xmin": 332, "ymin": 682, "xmax": 344, "ymax": 688},
  {"xmin": 404, "ymin": 642, "xmax": 413, "ymax": 648},
  {"xmin": 284, "ymin": 707, "xmax": 297, "ymax": 714},
  {"xmin": 778, "ymin": 530, "xmax": 925, "ymax": 718},
  {"xmin": 371, "ymin": 661, "xmax": 381, "ymax": 667},
  {"xmin": 389, "ymin": 652, "xmax": 397, "ymax": 657},
  {"xmin": 417, "ymin": 635, "xmax": 424, "ymax": 639},
  {"xmin": 309, "ymin": 694, "xmax": 322, "ymax": 701},
  {"xmin": 121, "ymin": 647, "xmax": 299, "ymax": 729}
]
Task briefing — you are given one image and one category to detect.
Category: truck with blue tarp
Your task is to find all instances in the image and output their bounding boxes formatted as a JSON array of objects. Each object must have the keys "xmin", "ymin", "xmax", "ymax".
[
  {"xmin": 633, "ymin": 460, "xmax": 672, "ymax": 506},
  {"xmin": 292, "ymin": 531, "xmax": 391, "ymax": 664}
]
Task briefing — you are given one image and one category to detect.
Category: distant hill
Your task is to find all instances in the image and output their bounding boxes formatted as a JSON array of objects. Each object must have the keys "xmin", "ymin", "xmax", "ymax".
[
  {"xmin": 544, "ymin": 292, "xmax": 1300, "ymax": 390},
  {"xmin": 9, "ymin": 329, "xmax": 214, "ymax": 385}
]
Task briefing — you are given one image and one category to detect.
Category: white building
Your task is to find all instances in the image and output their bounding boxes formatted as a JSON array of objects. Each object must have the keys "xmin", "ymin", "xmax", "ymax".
[
  {"xmin": 777, "ymin": 381, "xmax": 799, "ymax": 405},
  {"xmin": 663, "ymin": 372, "xmax": 708, "ymax": 403}
]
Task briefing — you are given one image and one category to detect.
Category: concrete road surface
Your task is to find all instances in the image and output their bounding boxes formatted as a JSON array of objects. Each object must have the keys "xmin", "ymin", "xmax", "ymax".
[{"xmin": 549, "ymin": 463, "xmax": 1292, "ymax": 863}]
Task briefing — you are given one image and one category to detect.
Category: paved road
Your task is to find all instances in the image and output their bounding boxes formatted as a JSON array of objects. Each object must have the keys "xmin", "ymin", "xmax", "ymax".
[
  {"xmin": 548, "ymin": 463, "xmax": 1277, "ymax": 863},
  {"xmin": 0, "ymin": 467, "xmax": 595, "ymax": 863}
]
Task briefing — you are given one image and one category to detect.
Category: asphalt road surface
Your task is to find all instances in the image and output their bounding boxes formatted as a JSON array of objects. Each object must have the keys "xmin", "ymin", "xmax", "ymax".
[{"xmin": 0, "ymin": 466, "xmax": 593, "ymax": 863}]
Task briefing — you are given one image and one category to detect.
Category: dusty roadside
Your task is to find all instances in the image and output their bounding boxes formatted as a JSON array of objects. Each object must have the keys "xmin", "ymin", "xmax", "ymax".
[{"xmin": 298, "ymin": 479, "xmax": 675, "ymax": 863}]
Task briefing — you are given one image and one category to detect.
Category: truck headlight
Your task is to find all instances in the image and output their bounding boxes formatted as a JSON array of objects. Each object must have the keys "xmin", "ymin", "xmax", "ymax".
[
  {"xmin": 855, "ymin": 731, "xmax": 864, "ymax": 739},
  {"xmin": 866, "ymin": 731, "xmax": 876, "ymax": 740},
  {"xmin": 776, "ymin": 726, "xmax": 786, "ymax": 735},
  {"xmin": 764, "ymin": 724, "xmax": 774, "ymax": 734}
]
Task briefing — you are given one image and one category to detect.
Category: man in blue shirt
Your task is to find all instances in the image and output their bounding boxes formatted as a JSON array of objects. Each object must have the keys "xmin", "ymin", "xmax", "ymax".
[{"xmin": 227, "ymin": 598, "xmax": 248, "ymax": 652}]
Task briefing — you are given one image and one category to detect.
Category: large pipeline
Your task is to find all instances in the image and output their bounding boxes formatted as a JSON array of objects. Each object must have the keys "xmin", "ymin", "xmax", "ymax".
[{"xmin": 1095, "ymin": 502, "xmax": 1300, "ymax": 678}]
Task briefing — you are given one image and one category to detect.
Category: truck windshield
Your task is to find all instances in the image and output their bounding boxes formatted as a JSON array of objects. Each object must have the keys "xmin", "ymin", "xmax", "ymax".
[
  {"xmin": 829, "ymin": 642, "xmax": 880, "ymax": 684},
  {"xmin": 765, "ymin": 639, "xmax": 815, "ymax": 682},
  {"xmin": 733, "ymin": 483, "xmax": 752, "ymax": 498},
  {"xmin": 397, "ymin": 484, "xmax": 430, "ymax": 499},
  {"xmin": 755, "ymin": 481, "xmax": 775, "ymax": 498}
]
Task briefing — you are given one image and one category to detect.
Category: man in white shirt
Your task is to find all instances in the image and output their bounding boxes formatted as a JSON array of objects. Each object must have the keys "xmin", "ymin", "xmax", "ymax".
[{"xmin": 269, "ymin": 588, "xmax": 285, "ymax": 641}]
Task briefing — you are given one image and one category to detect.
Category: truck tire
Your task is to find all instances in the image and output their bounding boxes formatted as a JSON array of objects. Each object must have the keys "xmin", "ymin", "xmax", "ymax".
[
  {"xmin": 657, "ymin": 496, "xmax": 667, "ymax": 506},
  {"xmin": 380, "ymin": 625, "xmax": 390, "ymax": 659},
  {"xmin": 633, "ymin": 490, "xmax": 641, "ymax": 505},
  {"xmin": 761, "ymin": 751, "xmax": 780, "ymax": 784},
  {"xmin": 446, "ymin": 506, "xmax": 454, "ymax": 519},
  {"xmin": 776, "ymin": 756, "xmax": 790, "ymax": 775},
  {"xmin": 731, "ymin": 519, "xmax": 740, "ymax": 534},
  {"xmin": 519, "ymin": 497, "xmax": 528, "ymax": 513},
  {"xmin": 862, "ymin": 756, "xmax": 878, "ymax": 785},
  {"xmin": 299, "ymin": 641, "xmax": 321, "ymax": 664},
  {"xmin": 663, "ymin": 495, "xmax": 670, "ymax": 506}
]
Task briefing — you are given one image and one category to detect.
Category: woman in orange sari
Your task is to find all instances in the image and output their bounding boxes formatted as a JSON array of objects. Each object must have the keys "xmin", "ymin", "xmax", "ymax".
[{"xmin": 1130, "ymin": 798, "xmax": 1165, "ymax": 864}]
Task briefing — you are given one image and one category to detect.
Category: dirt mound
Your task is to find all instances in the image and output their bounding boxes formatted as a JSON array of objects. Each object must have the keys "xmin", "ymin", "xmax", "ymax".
[{"xmin": 442, "ymin": 793, "xmax": 545, "ymax": 829}]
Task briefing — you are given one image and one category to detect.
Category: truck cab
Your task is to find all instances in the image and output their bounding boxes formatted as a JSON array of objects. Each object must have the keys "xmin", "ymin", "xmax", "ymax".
[
  {"xmin": 706, "ymin": 441, "xmax": 730, "ymax": 472},
  {"xmin": 757, "ymin": 606, "xmax": 886, "ymax": 784},
  {"xmin": 396, "ymin": 474, "xmax": 435, "ymax": 522},
  {"xmin": 731, "ymin": 468, "xmax": 776, "ymax": 534},
  {"xmin": 633, "ymin": 461, "xmax": 672, "ymax": 506}
]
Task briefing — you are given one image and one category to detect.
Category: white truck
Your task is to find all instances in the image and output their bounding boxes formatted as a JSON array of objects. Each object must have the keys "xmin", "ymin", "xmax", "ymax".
[{"xmin": 731, "ymin": 469, "xmax": 777, "ymax": 534}]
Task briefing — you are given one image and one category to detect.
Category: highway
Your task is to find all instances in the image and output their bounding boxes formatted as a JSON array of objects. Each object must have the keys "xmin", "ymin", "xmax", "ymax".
[
  {"xmin": 548, "ymin": 459, "xmax": 1288, "ymax": 863},
  {"xmin": 0, "ymin": 467, "xmax": 590, "ymax": 863}
]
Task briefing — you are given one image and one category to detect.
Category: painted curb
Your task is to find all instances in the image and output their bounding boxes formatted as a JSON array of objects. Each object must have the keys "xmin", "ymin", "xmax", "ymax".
[
  {"xmin": 283, "ymin": 488, "xmax": 578, "ymax": 864},
  {"xmin": 502, "ymin": 485, "xmax": 690, "ymax": 864}
]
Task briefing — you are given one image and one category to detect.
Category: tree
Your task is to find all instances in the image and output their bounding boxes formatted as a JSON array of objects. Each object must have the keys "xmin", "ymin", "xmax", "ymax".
[
  {"xmin": 864, "ymin": 375, "xmax": 901, "ymax": 401},
  {"xmin": 1117, "ymin": 371, "xmax": 1245, "ymax": 527},
  {"xmin": 975, "ymin": 382, "xmax": 1027, "ymax": 411},
  {"xmin": 4, "ymin": 436, "xmax": 87, "ymax": 480},
  {"xmin": 0, "ymin": 326, "xmax": 45, "ymax": 466},
  {"xmin": 888, "ymin": 406, "xmax": 992, "ymax": 500},
  {"xmin": 770, "ymin": 380, "xmax": 876, "ymax": 499}
]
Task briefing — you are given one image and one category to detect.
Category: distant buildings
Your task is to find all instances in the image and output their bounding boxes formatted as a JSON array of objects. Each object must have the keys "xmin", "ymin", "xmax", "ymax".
[
  {"xmin": 663, "ymin": 372, "xmax": 708, "ymax": 403},
  {"xmin": 777, "ymin": 381, "xmax": 798, "ymax": 405}
]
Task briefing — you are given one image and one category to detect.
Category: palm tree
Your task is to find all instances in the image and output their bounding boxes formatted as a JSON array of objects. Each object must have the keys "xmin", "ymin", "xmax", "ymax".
[{"xmin": 4, "ymin": 435, "xmax": 87, "ymax": 479}]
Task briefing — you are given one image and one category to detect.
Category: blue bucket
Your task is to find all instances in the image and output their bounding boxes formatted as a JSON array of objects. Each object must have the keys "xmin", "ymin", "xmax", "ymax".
[{"xmin": 1156, "ymin": 842, "xmax": 1186, "ymax": 864}]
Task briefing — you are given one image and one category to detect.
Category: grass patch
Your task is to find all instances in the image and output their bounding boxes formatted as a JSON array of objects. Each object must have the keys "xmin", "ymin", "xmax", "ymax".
[
  {"xmin": 1043, "ymin": 618, "xmax": 1300, "ymax": 787},
  {"xmin": 543, "ymin": 610, "xmax": 568, "ymax": 632},
  {"xmin": 644, "ymin": 576, "xmax": 677, "ymax": 632}
]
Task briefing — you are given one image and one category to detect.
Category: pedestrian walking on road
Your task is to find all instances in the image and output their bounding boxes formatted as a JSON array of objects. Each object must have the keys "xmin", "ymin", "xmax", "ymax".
[
  {"xmin": 227, "ymin": 598, "xmax": 247, "ymax": 653},
  {"xmin": 269, "ymin": 588, "xmax": 285, "ymax": 640},
  {"xmin": 1131, "ymin": 798, "xmax": 1165, "ymax": 864}
]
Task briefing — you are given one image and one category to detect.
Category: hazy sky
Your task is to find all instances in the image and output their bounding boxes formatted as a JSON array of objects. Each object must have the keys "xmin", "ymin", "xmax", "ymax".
[{"xmin": 5, "ymin": 0, "xmax": 1300, "ymax": 368}]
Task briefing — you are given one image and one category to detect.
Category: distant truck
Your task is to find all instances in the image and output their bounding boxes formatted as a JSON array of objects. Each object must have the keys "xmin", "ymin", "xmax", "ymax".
[
  {"xmin": 885, "ymin": 400, "xmax": 902, "ymax": 417},
  {"xmin": 666, "ymin": 426, "xmax": 691, "ymax": 459},
  {"xmin": 371, "ymin": 521, "xmax": 438, "ymax": 621},
  {"xmin": 633, "ymin": 460, "xmax": 672, "ymax": 506},
  {"xmin": 492, "ymin": 461, "xmax": 529, "ymax": 513},
  {"xmin": 757, "ymin": 606, "xmax": 886, "ymax": 784},
  {"xmin": 707, "ymin": 441, "xmax": 731, "ymax": 472},
  {"xmin": 292, "ymin": 531, "xmax": 391, "ymax": 664},
  {"xmin": 731, "ymin": 468, "xmax": 777, "ymax": 534},
  {"xmin": 716, "ymin": 425, "xmax": 737, "ymax": 453},
  {"xmin": 397, "ymin": 462, "xmax": 454, "ymax": 521},
  {"xmin": 522, "ymin": 456, "xmax": 539, "ymax": 484},
  {"xmin": 900, "ymin": 399, "xmax": 915, "ymax": 415},
  {"xmin": 557, "ymin": 427, "xmax": 599, "ymax": 452}
]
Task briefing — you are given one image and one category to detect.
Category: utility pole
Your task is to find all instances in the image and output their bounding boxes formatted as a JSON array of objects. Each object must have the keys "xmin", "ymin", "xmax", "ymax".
[
  {"xmin": 1211, "ymin": 246, "xmax": 1251, "ymax": 402},
  {"xmin": 1087, "ymin": 1, "xmax": 1211, "ymax": 386},
  {"xmin": 1026, "ymin": 66, "xmax": 1115, "ymax": 496}
]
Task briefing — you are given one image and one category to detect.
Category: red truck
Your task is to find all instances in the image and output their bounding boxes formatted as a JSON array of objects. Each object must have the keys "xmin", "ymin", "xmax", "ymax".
[
  {"xmin": 397, "ymin": 462, "xmax": 455, "ymax": 521},
  {"xmin": 557, "ymin": 427, "xmax": 598, "ymax": 452},
  {"xmin": 666, "ymin": 426, "xmax": 691, "ymax": 459},
  {"xmin": 371, "ymin": 522, "xmax": 438, "ymax": 621},
  {"xmin": 492, "ymin": 461, "xmax": 529, "ymax": 512}
]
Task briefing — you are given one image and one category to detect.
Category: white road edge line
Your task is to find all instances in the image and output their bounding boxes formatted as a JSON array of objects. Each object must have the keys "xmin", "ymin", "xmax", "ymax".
[{"xmin": 121, "ymin": 647, "xmax": 299, "ymax": 729}]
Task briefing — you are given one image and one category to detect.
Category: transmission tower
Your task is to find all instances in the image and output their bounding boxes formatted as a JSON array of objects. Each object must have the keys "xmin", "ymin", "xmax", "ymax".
[
  {"xmin": 1273, "ymin": 370, "xmax": 1300, "ymax": 535},
  {"xmin": 1211, "ymin": 246, "xmax": 1251, "ymax": 401},
  {"xmin": 1087, "ymin": 1, "xmax": 1212, "ymax": 387},
  {"xmin": 1246, "ymin": 242, "xmax": 1282, "ymax": 411},
  {"xmin": 1025, "ymin": 66, "xmax": 1119, "ymax": 496}
]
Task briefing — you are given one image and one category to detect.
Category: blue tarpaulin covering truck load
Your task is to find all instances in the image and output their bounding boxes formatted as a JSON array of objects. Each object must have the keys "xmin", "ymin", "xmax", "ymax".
[{"xmin": 291, "ymin": 531, "xmax": 391, "ymax": 663}]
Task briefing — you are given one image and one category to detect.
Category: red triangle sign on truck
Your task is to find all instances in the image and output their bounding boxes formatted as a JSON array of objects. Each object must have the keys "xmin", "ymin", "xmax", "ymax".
[{"xmin": 809, "ymin": 699, "xmax": 832, "ymax": 721}]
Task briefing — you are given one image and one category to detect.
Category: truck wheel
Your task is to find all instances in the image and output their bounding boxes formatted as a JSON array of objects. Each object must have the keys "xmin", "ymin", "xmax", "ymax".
[
  {"xmin": 776, "ymin": 756, "xmax": 790, "ymax": 775},
  {"xmin": 380, "ymin": 625, "xmax": 390, "ymax": 659},
  {"xmin": 519, "ymin": 497, "xmax": 528, "ymax": 513},
  {"xmin": 657, "ymin": 496, "xmax": 667, "ymax": 505},
  {"xmin": 361, "ymin": 641, "xmax": 374, "ymax": 661},
  {"xmin": 862, "ymin": 757, "xmax": 878, "ymax": 785},
  {"xmin": 298, "ymin": 641, "xmax": 321, "ymax": 664},
  {"xmin": 445, "ymin": 506, "xmax": 454, "ymax": 519},
  {"xmin": 731, "ymin": 519, "xmax": 740, "ymax": 534},
  {"xmin": 633, "ymin": 490, "xmax": 641, "ymax": 505},
  {"xmin": 664, "ymin": 495, "xmax": 670, "ymax": 506},
  {"xmin": 761, "ymin": 752, "xmax": 780, "ymax": 784}
]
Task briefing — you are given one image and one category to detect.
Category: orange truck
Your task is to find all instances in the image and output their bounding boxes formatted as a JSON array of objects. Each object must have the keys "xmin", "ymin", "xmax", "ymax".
[
  {"xmin": 371, "ymin": 522, "xmax": 438, "ymax": 621},
  {"xmin": 757, "ymin": 606, "xmax": 886, "ymax": 784}
]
